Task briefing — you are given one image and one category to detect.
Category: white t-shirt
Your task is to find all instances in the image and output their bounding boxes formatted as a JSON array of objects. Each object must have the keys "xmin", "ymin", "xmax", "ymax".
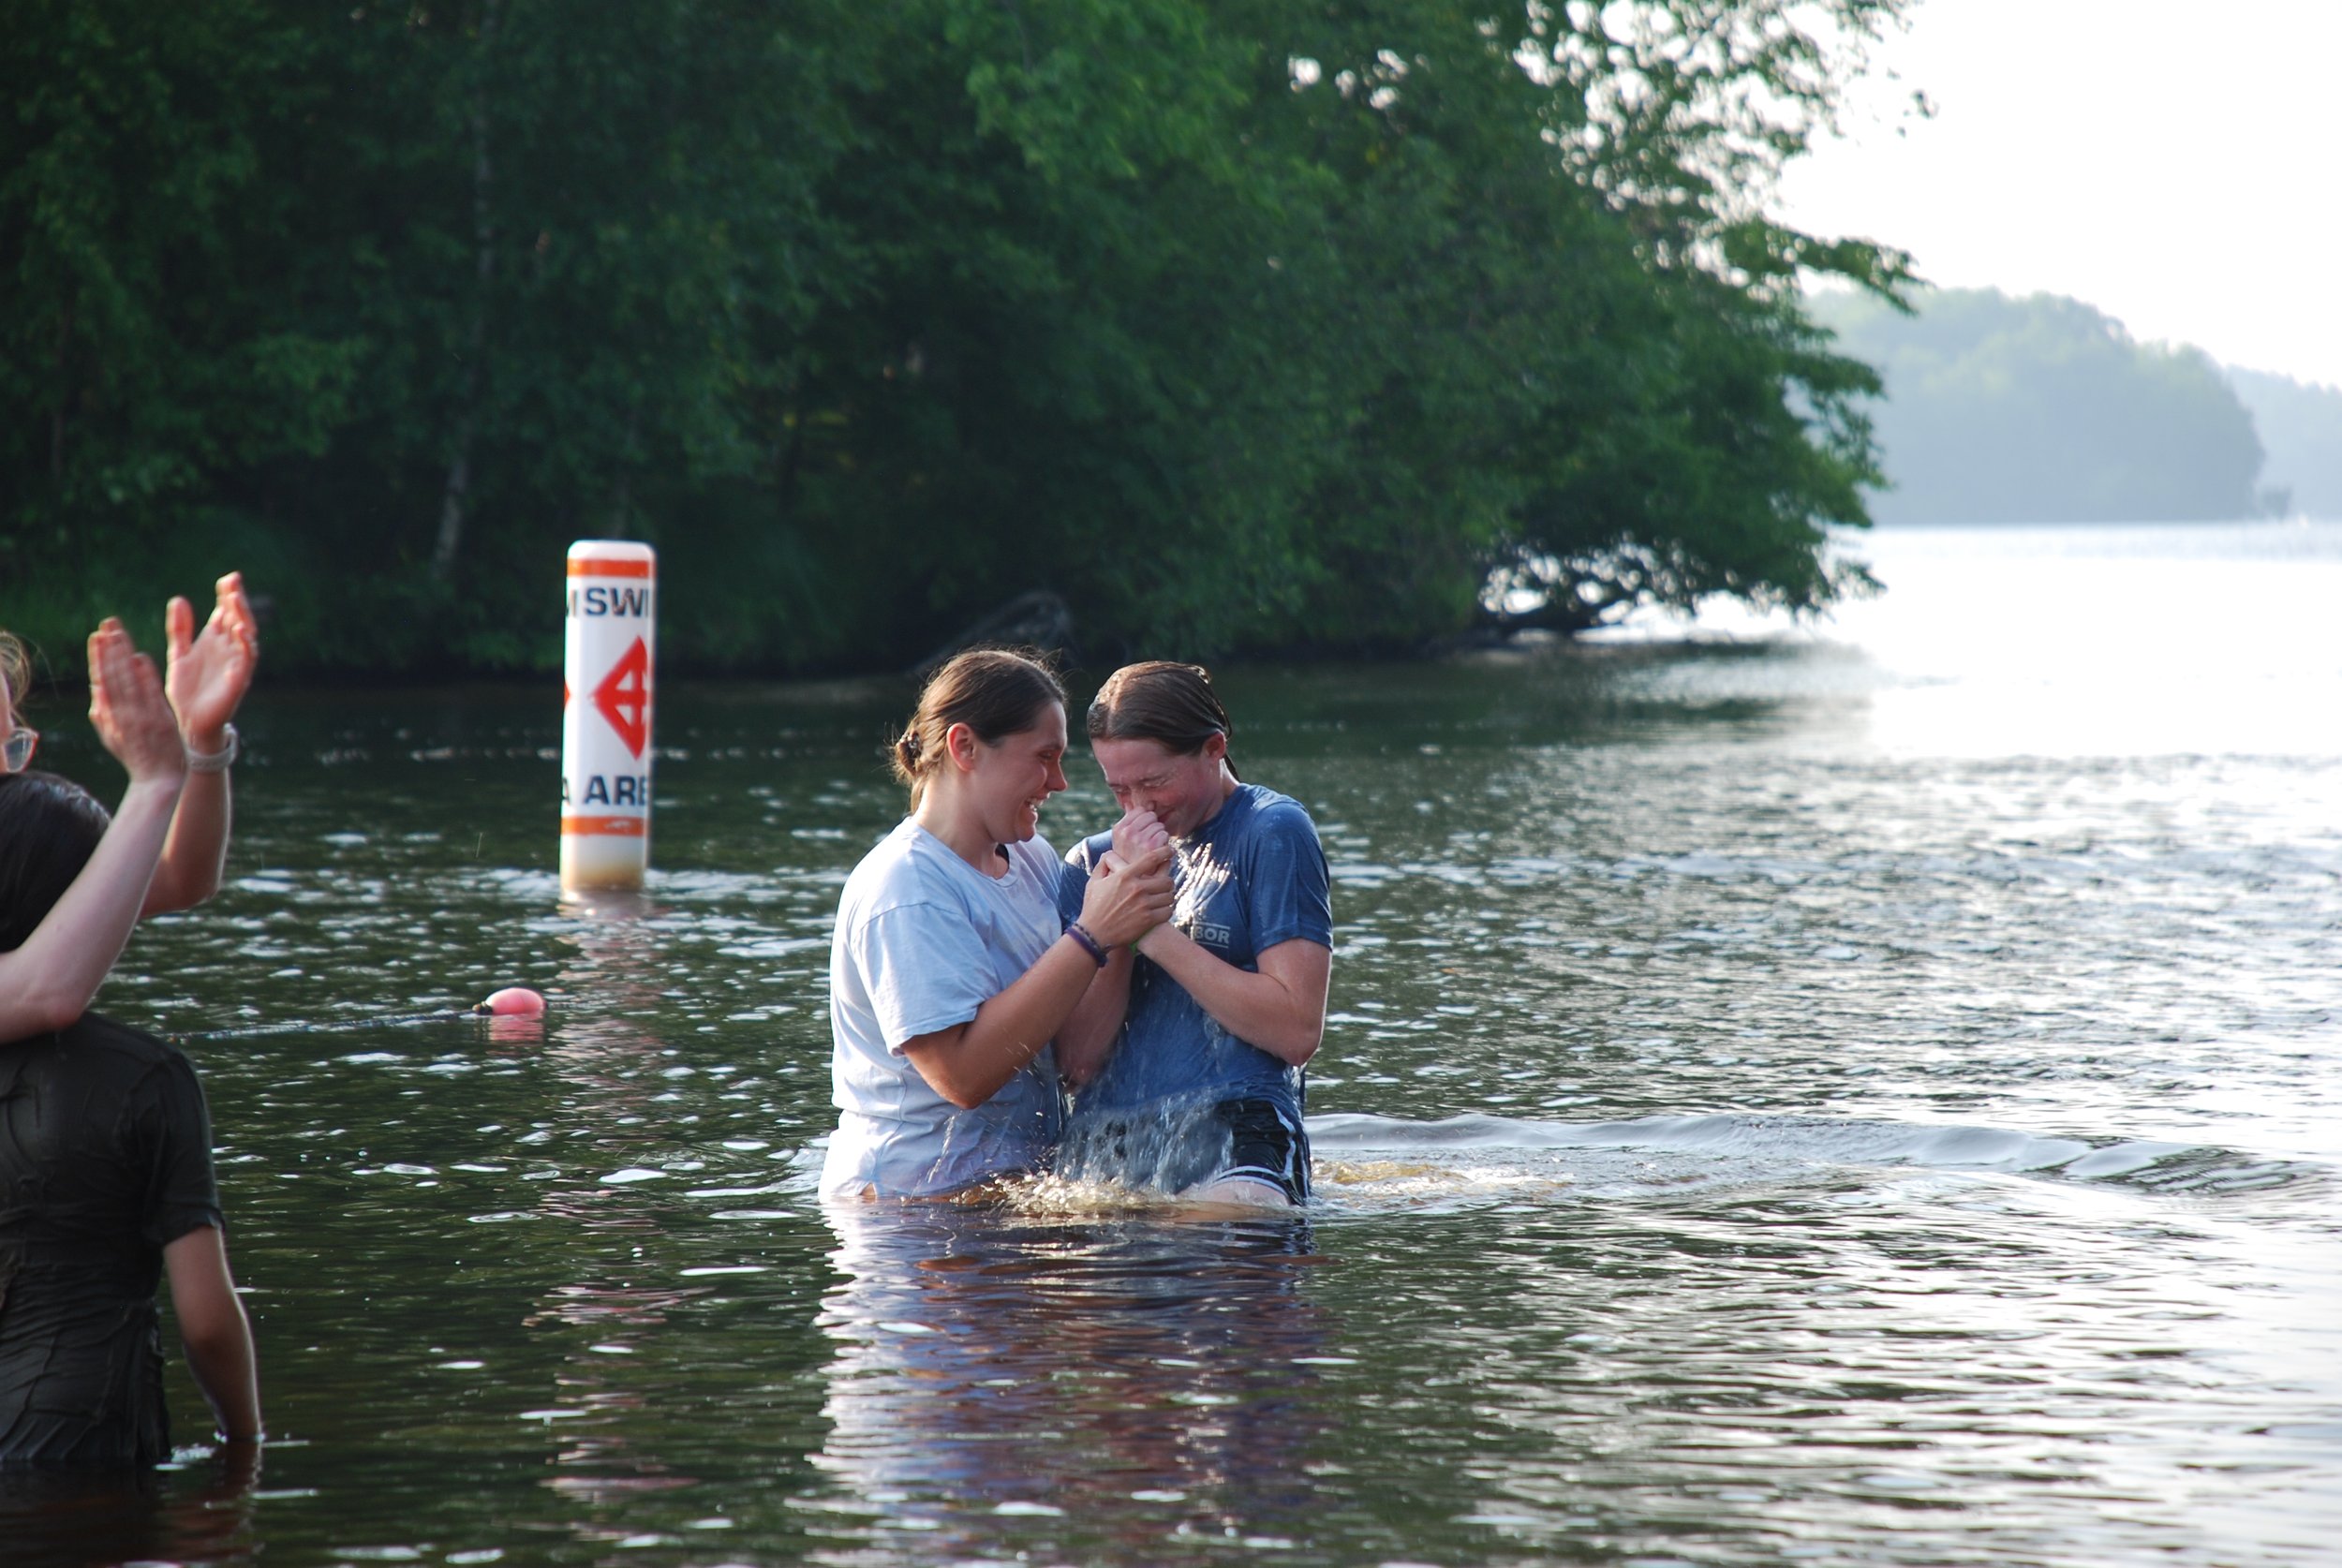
[{"xmin": 822, "ymin": 818, "xmax": 1067, "ymax": 1197}]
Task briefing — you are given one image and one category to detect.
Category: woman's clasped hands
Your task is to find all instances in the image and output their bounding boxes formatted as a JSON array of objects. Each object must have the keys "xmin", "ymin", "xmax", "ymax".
[{"xmin": 1080, "ymin": 808, "xmax": 1177, "ymax": 947}]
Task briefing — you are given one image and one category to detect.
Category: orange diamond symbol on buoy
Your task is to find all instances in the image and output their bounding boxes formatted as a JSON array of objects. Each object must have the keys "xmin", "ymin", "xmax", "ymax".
[{"xmin": 593, "ymin": 638, "xmax": 652, "ymax": 758}]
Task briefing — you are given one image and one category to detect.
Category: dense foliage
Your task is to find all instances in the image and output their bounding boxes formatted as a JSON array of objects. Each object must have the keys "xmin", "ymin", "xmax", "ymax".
[
  {"xmin": 3, "ymin": 0, "xmax": 1906, "ymax": 675},
  {"xmin": 1810, "ymin": 287, "xmax": 2271, "ymax": 525}
]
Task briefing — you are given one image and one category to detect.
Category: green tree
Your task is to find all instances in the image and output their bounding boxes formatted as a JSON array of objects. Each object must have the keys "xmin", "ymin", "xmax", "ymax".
[
  {"xmin": 0, "ymin": 0, "xmax": 358, "ymax": 626},
  {"xmin": 783, "ymin": 0, "xmax": 1910, "ymax": 658},
  {"xmin": 3, "ymin": 0, "xmax": 1913, "ymax": 674},
  {"xmin": 1257, "ymin": 0, "xmax": 1905, "ymax": 641},
  {"xmin": 244, "ymin": 0, "xmax": 864, "ymax": 667}
]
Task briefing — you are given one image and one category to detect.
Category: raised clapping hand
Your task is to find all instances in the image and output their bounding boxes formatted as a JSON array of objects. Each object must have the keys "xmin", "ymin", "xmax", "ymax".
[
  {"xmin": 88, "ymin": 618, "xmax": 187, "ymax": 787},
  {"xmin": 1077, "ymin": 841, "xmax": 1176, "ymax": 948},
  {"xmin": 165, "ymin": 572, "xmax": 260, "ymax": 748}
]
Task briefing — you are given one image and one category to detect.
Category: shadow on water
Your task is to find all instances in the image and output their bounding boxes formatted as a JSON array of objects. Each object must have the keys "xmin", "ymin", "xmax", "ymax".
[
  {"xmin": 805, "ymin": 1202, "xmax": 1335, "ymax": 1561},
  {"xmin": 0, "ymin": 1444, "xmax": 261, "ymax": 1567}
]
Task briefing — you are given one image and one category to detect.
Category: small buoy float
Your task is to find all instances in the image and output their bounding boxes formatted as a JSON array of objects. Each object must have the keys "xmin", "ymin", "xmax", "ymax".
[{"xmin": 476, "ymin": 986, "xmax": 548, "ymax": 1019}]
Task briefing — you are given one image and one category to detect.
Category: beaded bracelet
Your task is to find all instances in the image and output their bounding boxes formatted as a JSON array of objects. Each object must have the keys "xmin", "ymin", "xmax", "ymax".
[{"xmin": 1063, "ymin": 921, "xmax": 1109, "ymax": 968}]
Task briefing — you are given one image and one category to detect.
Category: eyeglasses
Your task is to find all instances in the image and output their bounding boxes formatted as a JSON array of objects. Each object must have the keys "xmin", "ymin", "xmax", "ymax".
[{"xmin": 2, "ymin": 728, "xmax": 37, "ymax": 773}]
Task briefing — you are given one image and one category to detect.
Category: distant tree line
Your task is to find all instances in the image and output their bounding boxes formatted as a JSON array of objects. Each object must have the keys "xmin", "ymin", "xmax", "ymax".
[
  {"xmin": 2226, "ymin": 367, "xmax": 2342, "ymax": 520},
  {"xmin": 1811, "ymin": 287, "xmax": 2275, "ymax": 525},
  {"xmin": 3, "ymin": 0, "xmax": 1908, "ymax": 676}
]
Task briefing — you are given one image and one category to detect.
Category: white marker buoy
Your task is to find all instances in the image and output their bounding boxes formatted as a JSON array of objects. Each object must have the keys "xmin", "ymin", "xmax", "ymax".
[{"xmin": 561, "ymin": 540, "xmax": 656, "ymax": 894}]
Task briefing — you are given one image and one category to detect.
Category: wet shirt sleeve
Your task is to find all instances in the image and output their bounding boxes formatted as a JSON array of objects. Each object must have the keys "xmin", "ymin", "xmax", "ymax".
[
  {"xmin": 1058, "ymin": 839, "xmax": 1098, "ymax": 928},
  {"xmin": 135, "ymin": 1050, "xmax": 224, "ymax": 1249},
  {"xmin": 1243, "ymin": 803, "xmax": 1333, "ymax": 954},
  {"xmin": 851, "ymin": 898, "xmax": 1005, "ymax": 1053}
]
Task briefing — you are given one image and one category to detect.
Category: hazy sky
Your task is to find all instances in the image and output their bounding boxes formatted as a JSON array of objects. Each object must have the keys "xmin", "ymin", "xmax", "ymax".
[{"xmin": 1773, "ymin": 0, "xmax": 2342, "ymax": 390}]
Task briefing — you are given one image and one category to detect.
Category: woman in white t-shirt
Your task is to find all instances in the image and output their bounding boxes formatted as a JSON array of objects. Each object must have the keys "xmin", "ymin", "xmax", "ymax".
[{"xmin": 823, "ymin": 649, "xmax": 1173, "ymax": 1199}]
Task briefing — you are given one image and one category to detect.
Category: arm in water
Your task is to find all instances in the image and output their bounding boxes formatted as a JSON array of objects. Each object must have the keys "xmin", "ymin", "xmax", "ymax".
[
  {"xmin": 0, "ymin": 621, "xmax": 186, "ymax": 1043},
  {"xmin": 165, "ymin": 1224, "xmax": 263, "ymax": 1443}
]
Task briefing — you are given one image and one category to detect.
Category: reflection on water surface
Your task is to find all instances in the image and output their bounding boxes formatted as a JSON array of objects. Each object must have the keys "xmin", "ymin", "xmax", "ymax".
[
  {"xmin": 9, "ymin": 523, "xmax": 2341, "ymax": 1565},
  {"xmin": 811, "ymin": 1206, "xmax": 1333, "ymax": 1561}
]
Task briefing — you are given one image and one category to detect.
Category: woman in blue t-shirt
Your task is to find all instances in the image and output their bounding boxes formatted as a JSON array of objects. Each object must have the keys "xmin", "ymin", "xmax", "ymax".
[
  {"xmin": 823, "ymin": 649, "xmax": 1174, "ymax": 1199},
  {"xmin": 1055, "ymin": 662, "xmax": 1332, "ymax": 1207}
]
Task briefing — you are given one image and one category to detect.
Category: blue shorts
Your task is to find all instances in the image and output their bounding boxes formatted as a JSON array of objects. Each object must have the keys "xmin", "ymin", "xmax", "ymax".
[{"xmin": 1208, "ymin": 1097, "xmax": 1312, "ymax": 1203}]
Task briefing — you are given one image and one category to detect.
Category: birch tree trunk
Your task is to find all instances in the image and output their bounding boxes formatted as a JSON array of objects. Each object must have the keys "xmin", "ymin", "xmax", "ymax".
[{"xmin": 432, "ymin": 0, "xmax": 502, "ymax": 582}]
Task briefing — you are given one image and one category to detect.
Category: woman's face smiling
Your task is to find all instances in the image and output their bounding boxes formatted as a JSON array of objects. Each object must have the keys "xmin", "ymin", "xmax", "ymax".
[
  {"xmin": 1090, "ymin": 733, "xmax": 1228, "ymax": 839},
  {"xmin": 969, "ymin": 703, "xmax": 1070, "ymax": 847}
]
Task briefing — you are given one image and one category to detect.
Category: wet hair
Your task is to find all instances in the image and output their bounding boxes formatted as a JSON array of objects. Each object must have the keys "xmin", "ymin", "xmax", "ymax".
[
  {"xmin": 0, "ymin": 771, "xmax": 111, "ymax": 953},
  {"xmin": 1086, "ymin": 661, "xmax": 1233, "ymax": 759},
  {"xmin": 891, "ymin": 648, "xmax": 1068, "ymax": 800}
]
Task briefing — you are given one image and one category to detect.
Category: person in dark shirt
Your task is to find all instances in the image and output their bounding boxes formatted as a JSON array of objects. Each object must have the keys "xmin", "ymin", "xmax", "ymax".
[
  {"xmin": 1, "ymin": 619, "xmax": 199, "ymax": 1043},
  {"xmin": 0, "ymin": 771, "xmax": 260, "ymax": 1467},
  {"xmin": 1055, "ymin": 663, "xmax": 1332, "ymax": 1207}
]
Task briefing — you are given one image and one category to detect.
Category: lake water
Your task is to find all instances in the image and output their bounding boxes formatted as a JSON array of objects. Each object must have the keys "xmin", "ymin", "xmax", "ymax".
[{"xmin": 7, "ymin": 521, "xmax": 2339, "ymax": 1566}]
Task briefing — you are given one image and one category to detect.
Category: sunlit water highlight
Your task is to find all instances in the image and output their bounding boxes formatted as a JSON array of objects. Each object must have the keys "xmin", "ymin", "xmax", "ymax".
[{"xmin": 5, "ymin": 521, "xmax": 2339, "ymax": 1565}]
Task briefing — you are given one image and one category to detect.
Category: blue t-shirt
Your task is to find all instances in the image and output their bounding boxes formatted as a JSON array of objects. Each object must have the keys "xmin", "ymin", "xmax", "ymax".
[
  {"xmin": 1057, "ymin": 783, "xmax": 1331, "ymax": 1120},
  {"xmin": 824, "ymin": 819, "xmax": 1067, "ymax": 1198}
]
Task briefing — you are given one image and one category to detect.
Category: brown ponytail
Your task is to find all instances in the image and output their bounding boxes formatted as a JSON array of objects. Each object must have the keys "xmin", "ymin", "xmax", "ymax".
[{"xmin": 891, "ymin": 647, "xmax": 1068, "ymax": 801}]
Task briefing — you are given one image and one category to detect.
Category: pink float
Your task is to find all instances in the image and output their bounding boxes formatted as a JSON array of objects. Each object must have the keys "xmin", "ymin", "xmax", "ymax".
[{"xmin": 477, "ymin": 986, "xmax": 548, "ymax": 1019}]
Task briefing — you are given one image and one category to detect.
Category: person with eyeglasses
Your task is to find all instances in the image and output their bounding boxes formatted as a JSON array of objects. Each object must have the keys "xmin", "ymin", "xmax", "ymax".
[
  {"xmin": 0, "ymin": 576, "xmax": 258, "ymax": 1044},
  {"xmin": 3, "ymin": 574, "xmax": 257, "ymax": 910}
]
